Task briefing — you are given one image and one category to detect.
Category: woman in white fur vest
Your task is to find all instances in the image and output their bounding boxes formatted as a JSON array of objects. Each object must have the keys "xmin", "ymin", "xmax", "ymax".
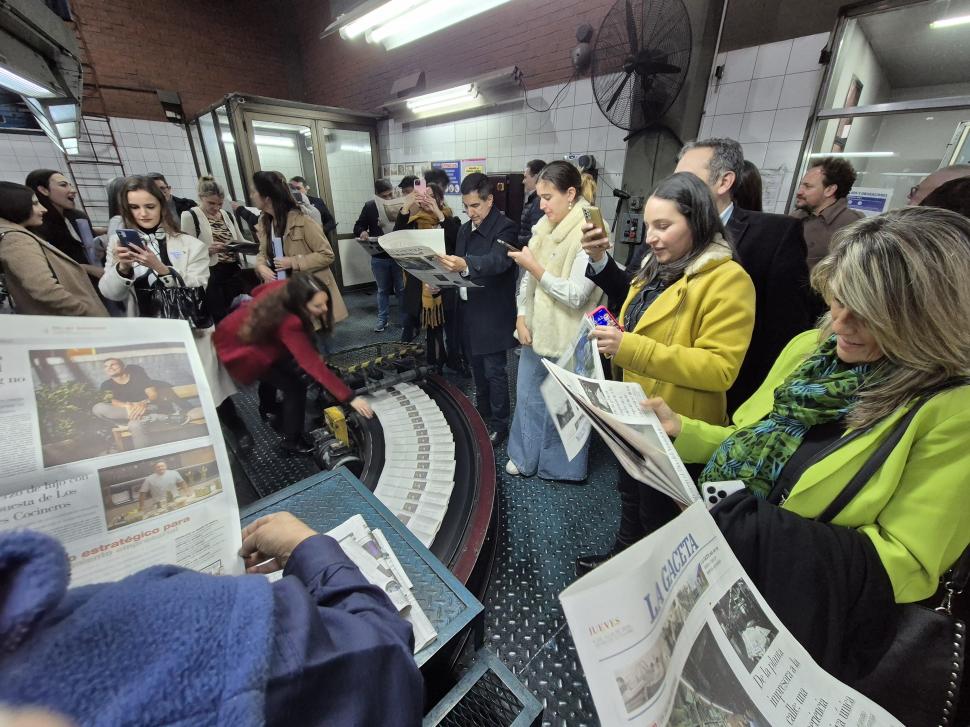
[{"xmin": 505, "ymin": 161, "xmax": 606, "ymax": 481}]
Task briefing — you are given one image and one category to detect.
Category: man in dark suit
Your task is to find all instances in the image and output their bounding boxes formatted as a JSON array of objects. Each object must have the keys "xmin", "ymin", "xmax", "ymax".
[
  {"xmin": 290, "ymin": 176, "xmax": 337, "ymax": 236},
  {"xmin": 582, "ymin": 138, "xmax": 812, "ymax": 413},
  {"xmin": 438, "ymin": 173, "xmax": 519, "ymax": 445}
]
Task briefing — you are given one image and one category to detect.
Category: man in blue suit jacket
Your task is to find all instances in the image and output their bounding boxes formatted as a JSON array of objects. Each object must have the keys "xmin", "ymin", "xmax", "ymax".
[{"xmin": 438, "ymin": 173, "xmax": 519, "ymax": 445}]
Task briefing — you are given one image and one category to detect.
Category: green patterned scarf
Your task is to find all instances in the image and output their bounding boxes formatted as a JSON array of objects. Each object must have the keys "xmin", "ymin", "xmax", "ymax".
[{"xmin": 699, "ymin": 335, "xmax": 872, "ymax": 498}]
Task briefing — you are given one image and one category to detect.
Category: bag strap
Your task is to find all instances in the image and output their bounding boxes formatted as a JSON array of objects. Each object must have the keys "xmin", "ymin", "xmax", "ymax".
[
  {"xmin": 189, "ymin": 209, "xmax": 201, "ymax": 238},
  {"xmin": 818, "ymin": 379, "xmax": 970, "ymax": 523}
]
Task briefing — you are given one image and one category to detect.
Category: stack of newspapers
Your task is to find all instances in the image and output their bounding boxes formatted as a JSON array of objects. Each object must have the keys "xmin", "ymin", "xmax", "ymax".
[
  {"xmin": 327, "ymin": 514, "xmax": 438, "ymax": 652},
  {"xmin": 368, "ymin": 383, "xmax": 456, "ymax": 547}
]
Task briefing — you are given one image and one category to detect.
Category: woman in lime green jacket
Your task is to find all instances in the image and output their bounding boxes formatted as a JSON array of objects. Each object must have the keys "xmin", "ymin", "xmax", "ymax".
[
  {"xmin": 649, "ymin": 207, "xmax": 970, "ymax": 607},
  {"xmin": 578, "ymin": 173, "xmax": 755, "ymax": 571}
]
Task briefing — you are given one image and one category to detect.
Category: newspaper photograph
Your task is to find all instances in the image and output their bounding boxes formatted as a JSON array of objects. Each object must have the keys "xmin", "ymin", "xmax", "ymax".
[
  {"xmin": 377, "ymin": 228, "xmax": 480, "ymax": 288},
  {"xmin": 0, "ymin": 316, "xmax": 244, "ymax": 586},
  {"xmin": 560, "ymin": 503, "xmax": 904, "ymax": 727},
  {"xmin": 542, "ymin": 360, "xmax": 698, "ymax": 504},
  {"xmin": 540, "ymin": 317, "xmax": 602, "ymax": 461}
]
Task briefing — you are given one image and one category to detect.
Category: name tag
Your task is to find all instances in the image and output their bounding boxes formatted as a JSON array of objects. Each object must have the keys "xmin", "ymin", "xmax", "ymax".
[{"xmin": 170, "ymin": 250, "xmax": 184, "ymax": 259}]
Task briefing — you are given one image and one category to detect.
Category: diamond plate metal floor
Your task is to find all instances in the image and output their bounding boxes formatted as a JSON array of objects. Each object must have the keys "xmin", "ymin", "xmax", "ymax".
[{"xmin": 231, "ymin": 289, "xmax": 616, "ymax": 725}]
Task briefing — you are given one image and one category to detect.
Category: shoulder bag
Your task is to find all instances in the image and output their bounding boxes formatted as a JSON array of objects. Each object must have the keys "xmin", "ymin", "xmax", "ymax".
[
  {"xmin": 133, "ymin": 239, "xmax": 212, "ymax": 330},
  {"xmin": 818, "ymin": 387, "xmax": 968, "ymax": 727}
]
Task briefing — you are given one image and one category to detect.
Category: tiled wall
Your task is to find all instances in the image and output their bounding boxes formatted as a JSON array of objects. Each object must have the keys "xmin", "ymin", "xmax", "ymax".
[
  {"xmin": 378, "ymin": 78, "xmax": 630, "ymax": 227},
  {"xmin": 698, "ymin": 32, "xmax": 830, "ymax": 214},
  {"xmin": 0, "ymin": 118, "xmax": 198, "ymax": 223},
  {"xmin": 326, "ymin": 131, "xmax": 380, "ymax": 287}
]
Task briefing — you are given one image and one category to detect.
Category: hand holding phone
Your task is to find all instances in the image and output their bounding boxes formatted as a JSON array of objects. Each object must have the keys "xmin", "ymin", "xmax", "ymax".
[
  {"xmin": 589, "ymin": 305, "xmax": 623, "ymax": 331},
  {"xmin": 582, "ymin": 206, "xmax": 606, "ymax": 232},
  {"xmin": 498, "ymin": 239, "xmax": 521, "ymax": 252},
  {"xmin": 116, "ymin": 229, "xmax": 145, "ymax": 249},
  {"xmin": 413, "ymin": 177, "xmax": 426, "ymax": 192}
]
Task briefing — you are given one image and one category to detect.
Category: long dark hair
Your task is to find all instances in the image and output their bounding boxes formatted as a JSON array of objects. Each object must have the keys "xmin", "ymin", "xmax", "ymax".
[
  {"xmin": 0, "ymin": 181, "xmax": 37, "ymax": 224},
  {"xmin": 119, "ymin": 175, "xmax": 180, "ymax": 235},
  {"xmin": 732, "ymin": 160, "xmax": 763, "ymax": 212},
  {"xmin": 635, "ymin": 172, "xmax": 731, "ymax": 284},
  {"xmin": 106, "ymin": 176, "xmax": 126, "ymax": 219},
  {"xmin": 24, "ymin": 169, "xmax": 85, "ymax": 260},
  {"xmin": 239, "ymin": 273, "xmax": 334, "ymax": 343},
  {"xmin": 253, "ymin": 171, "xmax": 299, "ymax": 239}
]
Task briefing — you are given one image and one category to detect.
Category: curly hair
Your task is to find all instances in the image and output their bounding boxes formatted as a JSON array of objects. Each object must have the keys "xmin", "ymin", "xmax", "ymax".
[
  {"xmin": 810, "ymin": 157, "xmax": 857, "ymax": 200},
  {"xmin": 239, "ymin": 273, "xmax": 334, "ymax": 343}
]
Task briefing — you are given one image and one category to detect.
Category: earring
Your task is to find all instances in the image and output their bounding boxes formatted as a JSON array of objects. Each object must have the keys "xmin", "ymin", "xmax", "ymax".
[{"xmin": 568, "ymin": 201, "xmax": 574, "ymax": 210}]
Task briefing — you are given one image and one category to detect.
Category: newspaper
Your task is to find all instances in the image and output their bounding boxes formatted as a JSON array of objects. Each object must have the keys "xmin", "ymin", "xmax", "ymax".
[
  {"xmin": 542, "ymin": 360, "xmax": 698, "ymax": 504},
  {"xmin": 561, "ymin": 503, "xmax": 904, "ymax": 726},
  {"xmin": 326, "ymin": 514, "xmax": 437, "ymax": 652},
  {"xmin": 540, "ymin": 316, "xmax": 603, "ymax": 461},
  {"xmin": 0, "ymin": 316, "xmax": 243, "ymax": 586},
  {"xmin": 378, "ymin": 228, "xmax": 480, "ymax": 288},
  {"xmin": 354, "ymin": 236, "xmax": 386, "ymax": 257},
  {"xmin": 369, "ymin": 382, "xmax": 456, "ymax": 547}
]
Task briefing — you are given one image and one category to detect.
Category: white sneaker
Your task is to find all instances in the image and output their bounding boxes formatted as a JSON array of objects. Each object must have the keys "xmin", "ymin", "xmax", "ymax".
[{"xmin": 505, "ymin": 460, "xmax": 520, "ymax": 476}]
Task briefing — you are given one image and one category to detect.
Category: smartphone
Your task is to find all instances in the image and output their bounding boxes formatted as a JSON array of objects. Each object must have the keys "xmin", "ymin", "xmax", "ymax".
[
  {"xmin": 589, "ymin": 304, "xmax": 623, "ymax": 331},
  {"xmin": 413, "ymin": 177, "xmax": 426, "ymax": 192},
  {"xmin": 583, "ymin": 206, "xmax": 606, "ymax": 231},
  {"xmin": 116, "ymin": 228, "xmax": 145, "ymax": 249},
  {"xmin": 497, "ymin": 239, "xmax": 521, "ymax": 251}
]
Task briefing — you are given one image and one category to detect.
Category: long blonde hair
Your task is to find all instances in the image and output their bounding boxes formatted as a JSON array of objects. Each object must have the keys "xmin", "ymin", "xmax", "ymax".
[{"xmin": 811, "ymin": 206, "xmax": 970, "ymax": 428}]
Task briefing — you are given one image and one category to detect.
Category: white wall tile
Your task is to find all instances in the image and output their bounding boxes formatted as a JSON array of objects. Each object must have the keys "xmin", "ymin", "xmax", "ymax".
[
  {"xmin": 739, "ymin": 110, "xmax": 776, "ymax": 143},
  {"xmin": 570, "ymin": 128, "xmax": 589, "ymax": 152},
  {"xmin": 606, "ymin": 125, "xmax": 627, "ymax": 150},
  {"xmin": 697, "ymin": 114, "xmax": 713, "ymax": 139},
  {"xmin": 709, "ymin": 113, "xmax": 743, "ymax": 139},
  {"xmin": 787, "ymin": 32, "xmax": 828, "ymax": 74},
  {"xmin": 574, "ymin": 80, "xmax": 594, "ymax": 106},
  {"xmin": 572, "ymin": 104, "xmax": 593, "ymax": 130},
  {"xmin": 746, "ymin": 76, "xmax": 784, "ymax": 112},
  {"xmin": 753, "ymin": 40, "xmax": 793, "ymax": 79},
  {"xmin": 588, "ymin": 125, "xmax": 609, "ymax": 151},
  {"xmin": 778, "ymin": 70, "xmax": 821, "ymax": 109},
  {"xmin": 763, "ymin": 140, "xmax": 803, "ymax": 171},
  {"xmin": 604, "ymin": 149, "xmax": 626, "ymax": 174},
  {"xmin": 722, "ymin": 47, "xmax": 758, "ymax": 84},
  {"xmin": 770, "ymin": 106, "xmax": 811, "ymax": 141},
  {"xmin": 713, "ymin": 80, "xmax": 750, "ymax": 116},
  {"xmin": 741, "ymin": 142, "xmax": 768, "ymax": 167}
]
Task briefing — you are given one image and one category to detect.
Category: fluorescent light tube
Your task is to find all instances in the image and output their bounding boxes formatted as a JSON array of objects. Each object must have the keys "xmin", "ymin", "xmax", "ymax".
[
  {"xmin": 930, "ymin": 14, "xmax": 970, "ymax": 28},
  {"xmin": 0, "ymin": 65, "xmax": 56, "ymax": 98},
  {"xmin": 411, "ymin": 97, "xmax": 483, "ymax": 118},
  {"xmin": 373, "ymin": 0, "xmax": 513, "ymax": 49},
  {"xmin": 342, "ymin": 0, "xmax": 427, "ymax": 39},
  {"xmin": 809, "ymin": 151, "xmax": 895, "ymax": 158},
  {"xmin": 406, "ymin": 84, "xmax": 476, "ymax": 110}
]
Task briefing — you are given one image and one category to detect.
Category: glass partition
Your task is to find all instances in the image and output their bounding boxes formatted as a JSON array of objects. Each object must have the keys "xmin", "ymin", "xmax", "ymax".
[
  {"xmin": 250, "ymin": 120, "xmax": 319, "ymax": 193},
  {"xmin": 198, "ymin": 113, "xmax": 230, "ymax": 202}
]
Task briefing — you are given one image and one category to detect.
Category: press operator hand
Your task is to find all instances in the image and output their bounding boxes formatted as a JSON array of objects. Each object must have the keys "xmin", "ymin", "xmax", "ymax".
[
  {"xmin": 239, "ymin": 511, "xmax": 318, "ymax": 573},
  {"xmin": 581, "ymin": 222, "xmax": 611, "ymax": 263},
  {"xmin": 515, "ymin": 315, "xmax": 533, "ymax": 346},
  {"xmin": 115, "ymin": 243, "xmax": 169, "ymax": 276},
  {"xmin": 437, "ymin": 254, "xmax": 468, "ymax": 273},
  {"xmin": 588, "ymin": 325, "xmax": 623, "ymax": 357},
  {"xmin": 255, "ymin": 264, "xmax": 277, "ymax": 284},
  {"xmin": 640, "ymin": 397, "xmax": 683, "ymax": 438},
  {"xmin": 349, "ymin": 396, "xmax": 374, "ymax": 418}
]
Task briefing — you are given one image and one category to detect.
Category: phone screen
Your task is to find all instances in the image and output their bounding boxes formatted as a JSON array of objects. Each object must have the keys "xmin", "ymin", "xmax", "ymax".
[{"xmin": 116, "ymin": 229, "xmax": 145, "ymax": 249}]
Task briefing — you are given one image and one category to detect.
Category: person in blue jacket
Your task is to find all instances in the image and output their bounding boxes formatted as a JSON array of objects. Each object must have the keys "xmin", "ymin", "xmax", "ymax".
[{"xmin": 0, "ymin": 511, "xmax": 423, "ymax": 727}]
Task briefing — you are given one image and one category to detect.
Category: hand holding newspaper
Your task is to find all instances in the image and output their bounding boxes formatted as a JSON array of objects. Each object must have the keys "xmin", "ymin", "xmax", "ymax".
[
  {"xmin": 561, "ymin": 503, "xmax": 904, "ymax": 726},
  {"xmin": 541, "ymin": 359, "xmax": 699, "ymax": 505},
  {"xmin": 377, "ymin": 228, "xmax": 480, "ymax": 288}
]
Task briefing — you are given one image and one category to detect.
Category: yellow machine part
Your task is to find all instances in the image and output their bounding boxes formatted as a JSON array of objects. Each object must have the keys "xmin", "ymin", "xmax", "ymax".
[{"xmin": 324, "ymin": 406, "xmax": 349, "ymax": 446}]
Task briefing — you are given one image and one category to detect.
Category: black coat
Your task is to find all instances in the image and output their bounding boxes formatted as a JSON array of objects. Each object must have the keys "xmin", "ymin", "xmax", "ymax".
[
  {"xmin": 517, "ymin": 192, "xmax": 544, "ymax": 248},
  {"xmin": 455, "ymin": 207, "xmax": 519, "ymax": 356},
  {"xmin": 354, "ymin": 200, "xmax": 391, "ymax": 261},
  {"xmin": 725, "ymin": 206, "xmax": 812, "ymax": 411},
  {"xmin": 308, "ymin": 195, "xmax": 337, "ymax": 235},
  {"xmin": 586, "ymin": 207, "xmax": 812, "ymax": 410}
]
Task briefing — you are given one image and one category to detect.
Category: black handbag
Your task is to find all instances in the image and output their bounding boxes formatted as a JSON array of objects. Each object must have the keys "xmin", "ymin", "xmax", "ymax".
[
  {"xmin": 135, "ymin": 268, "xmax": 213, "ymax": 330},
  {"xmin": 818, "ymin": 391, "xmax": 968, "ymax": 727}
]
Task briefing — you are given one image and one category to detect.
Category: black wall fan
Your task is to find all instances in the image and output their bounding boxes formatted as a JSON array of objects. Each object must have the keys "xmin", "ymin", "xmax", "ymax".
[{"xmin": 591, "ymin": 0, "xmax": 691, "ymax": 138}]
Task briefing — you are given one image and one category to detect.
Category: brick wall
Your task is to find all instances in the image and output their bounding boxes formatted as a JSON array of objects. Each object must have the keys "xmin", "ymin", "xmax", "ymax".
[
  {"xmin": 293, "ymin": 0, "xmax": 619, "ymax": 113},
  {"xmin": 69, "ymin": 0, "xmax": 294, "ymax": 120}
]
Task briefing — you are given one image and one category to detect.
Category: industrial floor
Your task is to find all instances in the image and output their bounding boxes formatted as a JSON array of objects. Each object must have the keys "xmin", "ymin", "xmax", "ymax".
[{"xmin": 225, "ymin": 287, "xmax": 619, "ymax": 726}]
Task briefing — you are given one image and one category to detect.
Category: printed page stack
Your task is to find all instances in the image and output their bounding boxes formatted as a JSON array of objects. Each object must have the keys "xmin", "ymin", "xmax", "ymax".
[{"xmin": 368, "ymin": 383, "xmax": 456, "ymax": 547}]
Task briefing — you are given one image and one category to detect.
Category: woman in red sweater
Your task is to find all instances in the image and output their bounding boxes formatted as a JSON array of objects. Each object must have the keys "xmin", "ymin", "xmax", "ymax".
[{"xmin": 215, "ymin": 273, "xmax": 373, "ymax": 454}]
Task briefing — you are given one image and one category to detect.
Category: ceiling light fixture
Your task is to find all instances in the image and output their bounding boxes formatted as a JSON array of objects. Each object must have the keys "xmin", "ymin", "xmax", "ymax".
[
  {"xmin": 382, "ymin": 67, "xmax": 521, "ymax": 121},
  {"xmin": 0, "ymin": 64, "xmax": 56, "ymax": 98},
  {"xmin": 930, "ymin": 14, "xmax": 970, "ymax": 28},
  {"xmin": 327, "ymin": 0, "xmax": 513, "ymax": 50}
]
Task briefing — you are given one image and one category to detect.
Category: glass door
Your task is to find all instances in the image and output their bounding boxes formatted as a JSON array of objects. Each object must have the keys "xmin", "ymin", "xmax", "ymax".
[{"xmin": 316, "ymin": 124, "xmax": 380, "ymax": 287}]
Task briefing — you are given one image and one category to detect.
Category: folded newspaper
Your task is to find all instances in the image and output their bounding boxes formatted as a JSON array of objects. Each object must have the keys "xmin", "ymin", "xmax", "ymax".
[
  {"xmin": 378, "ymin": 228, "xmax": 480, "ymax": 288},
  {"xmin": 541, "ymin": 359, "xmax": 699, "ymax": 505},
  {"xmin": 561, "ymin": 503, "xmax": 904, "ymax": 726},
  {"xmin": 326, "ymin": 514, "xmax": 438, "ymax": 652}
]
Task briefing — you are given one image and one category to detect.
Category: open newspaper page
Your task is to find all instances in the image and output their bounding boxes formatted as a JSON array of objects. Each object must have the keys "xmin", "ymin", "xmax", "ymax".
[
  {"xmin": 354, "ymin": 236, "xmax": 386, "ymax": 257},
  {"xmin": 378, "ymin": 228, "xmax": 480, "ymax": 288},
  {"xmin": 0, "ymin": 316, "xmax": 243, "ymax": 586},
  {"xmin": 561, "ymin": 503, "xmax": 904, "ymax": 727},
  {"xmin": 540, "ymin": 317, "xmax": 602, "ymax": 461},
  {"xmin": 542, "ymin": 360, "xmax": 698, "ymax": 504}
]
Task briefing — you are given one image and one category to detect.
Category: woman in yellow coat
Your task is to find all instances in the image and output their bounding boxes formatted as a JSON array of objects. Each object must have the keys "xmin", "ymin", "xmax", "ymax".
[{"xmin": 579, "ymin": 172, "xmax": 755, "ymax": 572}]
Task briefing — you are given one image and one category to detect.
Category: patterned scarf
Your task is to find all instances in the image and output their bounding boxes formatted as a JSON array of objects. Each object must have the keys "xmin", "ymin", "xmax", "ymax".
[{"xmin": 699, "ymin": 335, "xmax": 872, "ymax": 498}]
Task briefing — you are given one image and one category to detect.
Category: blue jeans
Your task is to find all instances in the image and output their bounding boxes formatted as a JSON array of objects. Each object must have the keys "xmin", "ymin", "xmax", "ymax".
[
  {"xmin": 507, "ymin": 345, "xmax": 589, "ymax": 481},
  {"xmin": 370, "ymin": 257, "xmax": 404, "ymax": 326}
]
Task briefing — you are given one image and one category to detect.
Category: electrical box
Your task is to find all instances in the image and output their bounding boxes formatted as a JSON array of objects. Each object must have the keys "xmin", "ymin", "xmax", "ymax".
[{"xmin": 617, "ymin": 212, "xmax": 643, "ymax": 246}]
